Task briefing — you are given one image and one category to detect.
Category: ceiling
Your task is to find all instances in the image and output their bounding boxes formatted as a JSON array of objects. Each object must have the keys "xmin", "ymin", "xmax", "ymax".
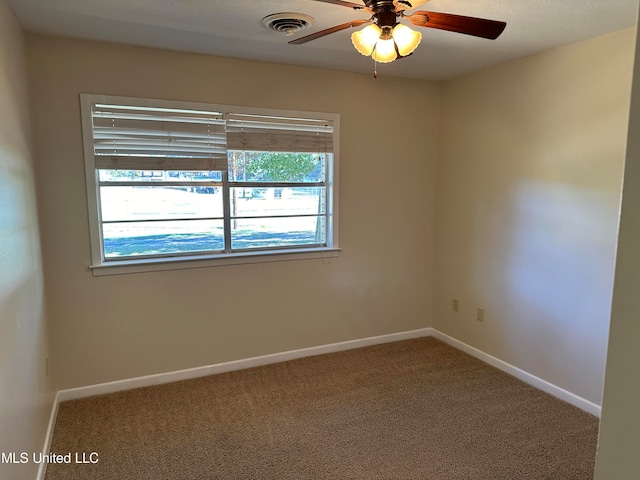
[{"xmin": 8, "ymin": 0, "xmax": 639, "ymax": 81}]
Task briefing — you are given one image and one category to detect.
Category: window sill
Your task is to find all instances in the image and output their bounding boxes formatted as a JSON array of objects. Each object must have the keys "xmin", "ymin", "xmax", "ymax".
[{"xmin": 89, "ymin": 247, "xmax": 342, "ymax": 276}]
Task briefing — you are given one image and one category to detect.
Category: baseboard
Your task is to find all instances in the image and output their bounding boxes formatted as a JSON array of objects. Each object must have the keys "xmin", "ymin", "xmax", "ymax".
[
  {"xmin": 429, "ymin": 329, "xmax": 602, "ymax": 417},
  {"xmin": 37, "ymin": 391, "xmax": 60, "ymax": 480},
  {"xmin": 53, "ymin": 326, "xmax": 599, "ymax": 426},
  {"xmin": 57, "ymin": 327, "xmax": 432, "ymax": 402}
]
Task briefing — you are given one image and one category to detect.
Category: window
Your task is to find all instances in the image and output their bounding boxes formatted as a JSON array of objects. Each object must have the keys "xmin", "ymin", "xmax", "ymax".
[{"xmin": 80, "ymin": 95, "xmax": 339, "ymax": 275}]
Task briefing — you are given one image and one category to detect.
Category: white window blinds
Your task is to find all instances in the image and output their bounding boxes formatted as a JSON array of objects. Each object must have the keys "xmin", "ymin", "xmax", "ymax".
[
  {"xmin": 226, "ymin": 113, "xmax": 333, "ymax": 153},
  {"xmin": 91, "ymin": 104, "xmax": 228, "ymax": 171}
]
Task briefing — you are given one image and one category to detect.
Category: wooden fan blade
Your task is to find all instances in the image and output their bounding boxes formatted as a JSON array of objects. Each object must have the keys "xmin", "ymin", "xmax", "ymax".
[
  {"xmin": 288, "ymin": 19, "xmax": 371, "ymax": 45},
  {"xmin": 407, "ymin": 11, "xmax": 506, "ymax": 39},
  {"xmin": 309, "ymin": 0, "xmax": 366, "ymax": 9}
]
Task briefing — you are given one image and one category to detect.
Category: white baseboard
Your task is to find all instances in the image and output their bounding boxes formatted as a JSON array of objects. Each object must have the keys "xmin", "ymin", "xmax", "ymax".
[
  {"xmin": 57, "ymin": 328, "xmax": 432, "ymax": 402},
  {"xmin": 37, "ymin": 391, "xmax": 60, "ymax": 480},
  {"xmin": 429, "ymin": 329, "xmax": 601, "ymax": 417}
]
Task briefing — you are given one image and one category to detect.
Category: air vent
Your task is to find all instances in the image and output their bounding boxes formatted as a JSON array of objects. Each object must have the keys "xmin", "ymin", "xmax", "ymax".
[{"xmin": 262, "ymin": 13, "xmax": 315, "ymax": 36}]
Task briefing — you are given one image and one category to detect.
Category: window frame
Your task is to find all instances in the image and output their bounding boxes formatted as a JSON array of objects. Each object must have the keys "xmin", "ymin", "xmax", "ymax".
[{"xmin": 80, "ymin": 94, "xmax": 340, "ymax": 276}]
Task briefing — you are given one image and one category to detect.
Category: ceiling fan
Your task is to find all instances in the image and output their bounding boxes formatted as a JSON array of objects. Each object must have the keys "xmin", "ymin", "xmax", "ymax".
[{"xmin": 288, "ymin": 0, "xmax": 506, "ymax": 66}]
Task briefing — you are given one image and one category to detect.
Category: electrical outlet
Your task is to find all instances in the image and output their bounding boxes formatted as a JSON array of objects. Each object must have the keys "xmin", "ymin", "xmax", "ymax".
[
  {"xmin": 476, "ymin": 308, "xmax": 485, "ymax": 323},
  {"xmin": 452, "ymin": 298, "xmax": 459, "ymax": 312}
]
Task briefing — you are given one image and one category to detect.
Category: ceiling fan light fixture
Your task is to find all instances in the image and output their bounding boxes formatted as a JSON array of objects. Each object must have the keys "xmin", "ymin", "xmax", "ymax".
[
  {"xmin": 371, "ymin": 38, "xmax": 397, "ymax": 63},
  {"xmin": 392, "ymin": 23, "xmax": 422, "ymax": 56},
  {"xmin": 351, "ymin": 24, "xmax": 381, "ymax": 56},
  {"xmin": 351, "ymin": 22, "xmax": 421, "ymax": 64},
  {"xmin": 288, "ymin": 1, "xmax": 507, "ymax": 72}
]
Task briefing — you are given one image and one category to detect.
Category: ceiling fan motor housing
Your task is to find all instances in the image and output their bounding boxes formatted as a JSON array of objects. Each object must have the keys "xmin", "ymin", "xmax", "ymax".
[
  {"xmin": 365, "ymin": 0, "xmax": 398, "ymax": 9},
  {"xmin": 377, "ymin": 11, "xmax": 398, "ymax": 27},
  {"xmin": 364, "ymin": 1, "xmax": 405, "ymax": 27}
]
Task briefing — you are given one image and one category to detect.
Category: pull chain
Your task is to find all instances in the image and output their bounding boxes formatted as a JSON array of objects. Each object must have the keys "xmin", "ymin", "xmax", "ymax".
[{"xmin": 372, "ymin": 44, "xmax": 378, "ymax": 79}]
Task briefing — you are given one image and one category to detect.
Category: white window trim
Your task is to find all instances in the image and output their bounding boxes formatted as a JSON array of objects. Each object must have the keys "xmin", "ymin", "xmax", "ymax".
[{"xmin": 80, "ymin": 94, "xmax": 340, "ymax": 276}]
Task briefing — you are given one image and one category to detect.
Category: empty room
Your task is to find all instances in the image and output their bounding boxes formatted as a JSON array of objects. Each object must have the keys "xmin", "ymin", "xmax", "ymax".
[{"xmin": 2, "ymin": 0, "xmax": 640, "ymax": 479}]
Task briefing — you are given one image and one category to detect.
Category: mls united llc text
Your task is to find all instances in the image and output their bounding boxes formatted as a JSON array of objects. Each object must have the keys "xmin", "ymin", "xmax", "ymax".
[{"xmin": 1, "ymin": 452, "xmax": 99, "ymax": 464}]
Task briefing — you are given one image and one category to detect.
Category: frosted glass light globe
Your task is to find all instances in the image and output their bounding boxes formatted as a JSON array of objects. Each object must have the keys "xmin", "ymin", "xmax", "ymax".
[
  {"xmin": 351, "ymin": 24, "xmax": 382, "ymax": 56},
  {"xmin": 392, "ymin": 24, "xmax": 422, "ymax": 56},
  {"xmin": 371, "ymin": 38, "xmax": 397, "ymax": 63}
]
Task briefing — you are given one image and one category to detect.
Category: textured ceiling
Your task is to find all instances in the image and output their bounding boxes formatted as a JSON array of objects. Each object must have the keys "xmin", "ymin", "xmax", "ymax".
[{"xmin": 8, "ymin": 0, "xmax": 640, "ymax": 80}]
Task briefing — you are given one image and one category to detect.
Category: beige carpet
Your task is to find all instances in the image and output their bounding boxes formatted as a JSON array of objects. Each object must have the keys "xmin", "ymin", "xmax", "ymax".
[{"xmin": 45, "ymin": 338, "xmax": 598, "ymax": 479}]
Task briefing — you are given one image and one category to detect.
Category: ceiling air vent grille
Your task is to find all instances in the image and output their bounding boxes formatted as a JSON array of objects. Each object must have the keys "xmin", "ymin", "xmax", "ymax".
[{"xmin": 262, "ymin": 13, "xmax": 315, "ymax": 36}]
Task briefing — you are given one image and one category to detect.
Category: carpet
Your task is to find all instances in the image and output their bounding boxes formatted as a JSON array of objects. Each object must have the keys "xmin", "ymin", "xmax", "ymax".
[{"xmin": 44, "ymin": 337, "xmax": 598, "ymax": 479}]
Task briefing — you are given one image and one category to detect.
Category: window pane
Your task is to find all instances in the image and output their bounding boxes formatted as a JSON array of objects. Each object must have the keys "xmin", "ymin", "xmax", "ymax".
[
  {"xmin": 103, "ymin": 220, "xmax": 224, "ymax": 258},
  {"xmin": 228, "ymin": 152, "xmax": 325, "ymax": 183},
  {"xmin": 99, "ymin": 169, "xmax": 223, "ymax": 182},
  {"xmin": 100, "ymin": 186, "xmax": 223, "ymax": 222},
  {"xmin": 229, "ymin": 187, "xmax": 325, "ymax": 218},
  {"xmin": 231, "ymin": 216, "xmax": 325, "ymax": 250}
]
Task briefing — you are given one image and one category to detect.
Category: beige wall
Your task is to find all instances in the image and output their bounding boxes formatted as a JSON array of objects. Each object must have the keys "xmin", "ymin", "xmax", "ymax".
[
  {"xmin": 595, "ymin": 20, "xmax": 640, "ymax": 479},
  {"xmin": 433, "ymin": 28, "xmax": 635, "ymax": 404},
  {"xmin": 27, "ymin": 36, "xmax": 440, "ymax": 389},
  {"xmin": 0, "ymin": 1, "xmax": 55, "ymax": 479},
  {"xmin": 25, "ymin": 25, "xmax": 633, "ymax": 409}
]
